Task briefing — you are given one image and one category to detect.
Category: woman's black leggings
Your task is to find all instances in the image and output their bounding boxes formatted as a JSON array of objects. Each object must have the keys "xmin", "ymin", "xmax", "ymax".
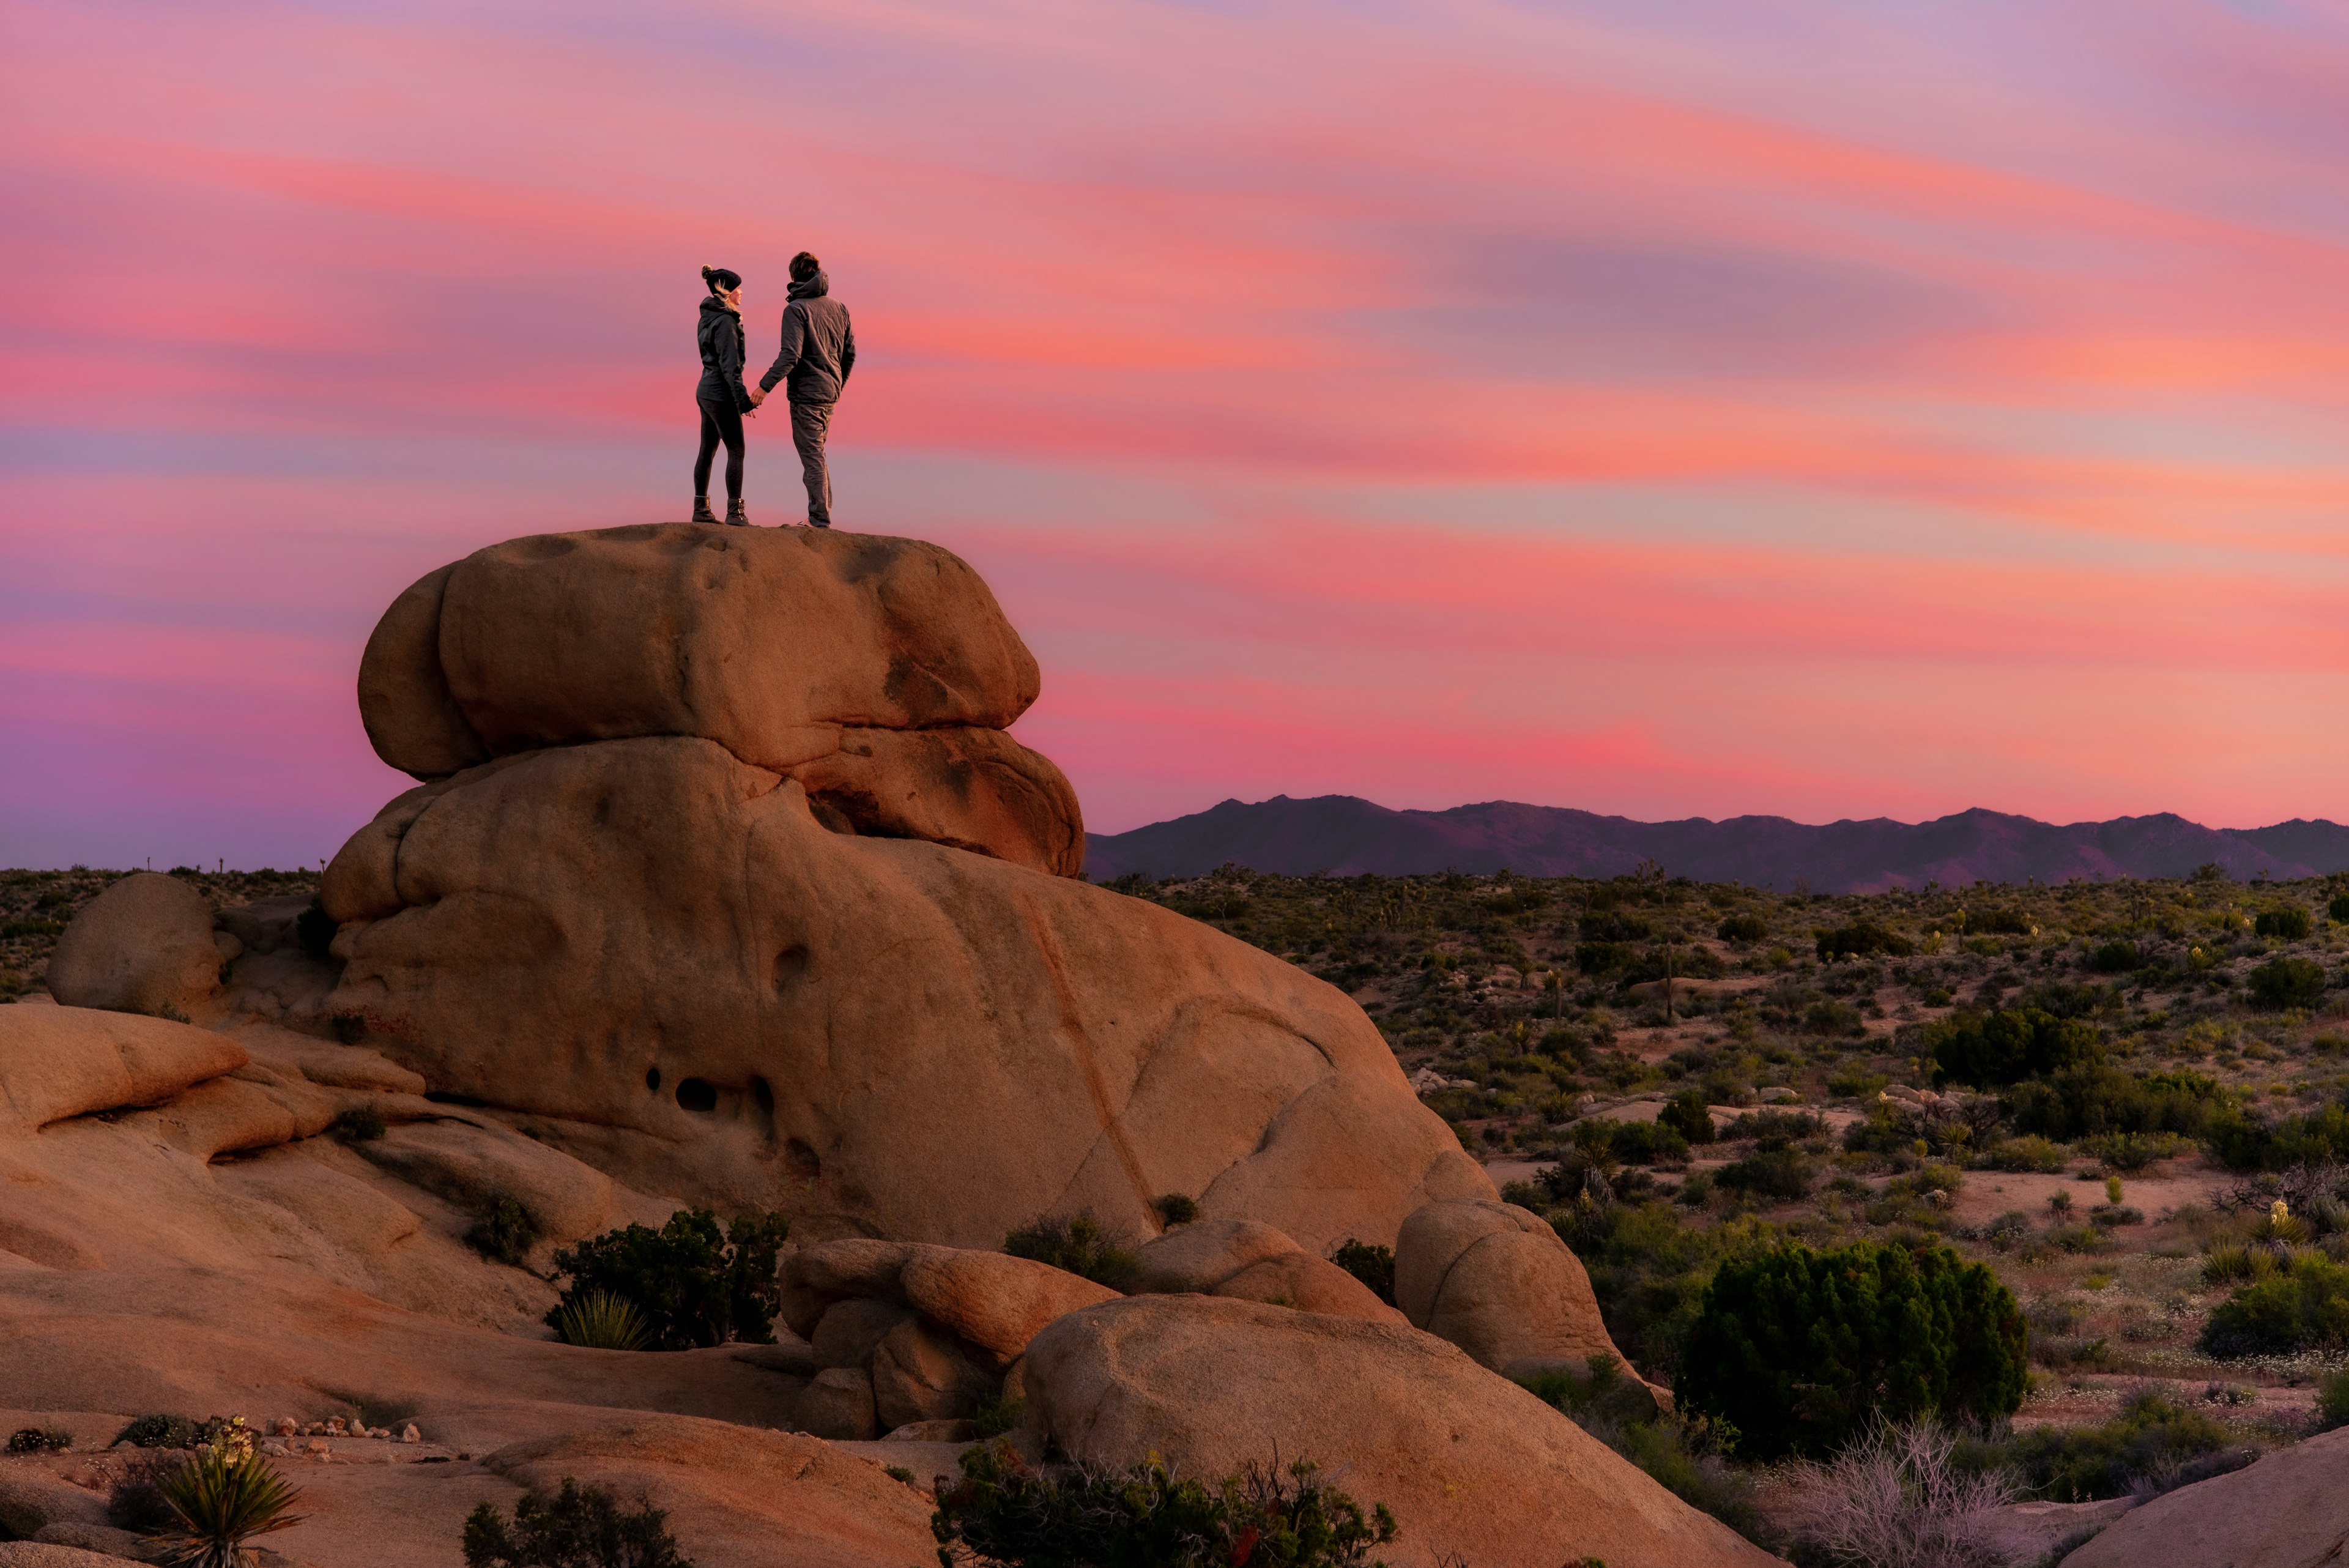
[{"xmin": 694, "ymin": 396, "xmax": 745, "ymax": 502}]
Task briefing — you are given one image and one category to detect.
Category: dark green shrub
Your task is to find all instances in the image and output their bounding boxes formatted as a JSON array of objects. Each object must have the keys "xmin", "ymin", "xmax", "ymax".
[
  {"xmin": 1677, "ymin": 1240, "xmax": 2027, "ymax": 1461},
  {"xmin": 2206, "ymin": 1102, "xmax": 2349, "ymax": 1172},
  {"xmin": 2090, "ymin": 941, "xmax": 2140, "ymax": 974},
  {"xmin": 295, "ymin": 898, "xmax": 338, "ymax": 962},
  {"xmin": 1986, "ymin": 1135, "xmax": 2068, "ymax": 1173},
  {"xmin": 2255, "ymin": 905, "xmax": 2313, "ymax": 940},
  {"xmin": 2200, "ymin": 1254, "xmax": 2349, "ymax": 1356},
  {"xmin": 545, "ymin": 1208, "xmax": 789, "ymax": 1351},
  {"xmin": 2248, "ymin": 957, "xmax": 2326, "ymax": 1010},
  {"xmin": 1329, "ymin": 1239, "xmax": 1397, "ymax": 1306},
  {"xmin": 1802, "ymin": 999, "xmax": 1865, "ymax": 1036},
  {"xmin": 929, "ymin": 1443, "xmax": 1395, "ymax": 1568},
  {"xmin": 1516, "ymin": 1358, "xmax": 1772, "ymax": 1546},
  {"xmin": 1004, "ymin": 1214, "xmax": 1141, "ymax": 1291},
  {"xmin": 6, "ymin": 1425, "xmax": 69, "ymax": 1452},
  {"xmin": 466, "ymin": 1197, "xmax": 540, "ymax": 1266},
  {"xmin": 1718, "ymin": 914, "xmax": 1767, "ymax": 943},
  {"xmin": 1608, "ymin": 1118, "xmax": 1690, "ymax": 1166},
  {"xmin": 1986, "ymin": 1388, "xmax": 2250, "ymax": 1501},
  {"xmin": 1550, "ymin": 1203, "xmax": 1782, "ymax": 1378},
  {"xmin": 1581, "ymin": 910, "xmax": 1653, "ymax": 943},
  {"xmin": 1967, "ymin": 907, "xmax": 2036, "ymax": 937},
  {"xmin": 107, "ymin": 1452, "xmax": 181, "ymax": 1533},
  {"xmin": 2317, "ymin": 1369, "xmax": 2349, "ymax": 1431},
  {"xmin": 1930, "ymin": 1006, "xmax": 2098, "ymax": 1087},
  {"xmin": 464, "ymin": 1476, "xmax": 693, "ymax": 1568},
  {"xmin": 155, "ymin": 1449, "xmax": 305, "ymax": 1568},
  {"xmin": 330, "ymin": 1104, "xmax": 386, "ymax": 1142},
  {"xmin": 1575, "ymin": 940, "xmax": 1633, "ymax": 976},
  {"xmin": 117, "ymin": 1413, "xmax": 201, "ymax": 1449},
  {"xmin": 1713, "ymin": 1146, "xmax": 1816, "ymax": 1202},
  {"xmin": 971, "ymin": 1394, "xmax": 1025, "ymax": 1440},
  {"xmin": 1658, "ymin": 1090, "xmax": 1716, "ymax": 1146},
  {"xmin": 1151, "ymin": 1193, "xmax": 1199, "ymax": 1227},
  {"xmin": 2331, "ymin": 893, "xmax": 2349, "ymax": 924},
  {"xmin": 1816, "ymin": 922, "xmax": 1915, "ymax": 962},
  {"xmin": 2005, "ymin": 1065, "xmax": 2228, "ymax": 1143}
]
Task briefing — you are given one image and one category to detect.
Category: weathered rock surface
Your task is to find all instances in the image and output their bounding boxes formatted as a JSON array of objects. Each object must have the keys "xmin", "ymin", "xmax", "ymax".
[
  {"xmin": 44, "ymin": 872, "xmax": 230, "ymax": 1019},
  {"xmin": 1129, "ymin": 1217, "xmax": 1402, "ymax": 1323},
  {"xmin": 321, "ymin": 737, "xmax": 1491, "ymax": 1249},
  {"xmin": 0, "ymin": 1006, "xmax": 247, "ymax": 1133},
  {"xmin": 1020, "ymin": 1295, "xmax": 1781, "ymax": 1568},
  {"xmin": 1396, "ymin": 1199, "xmax": 1633, "ymax": 1370},
  {"xmin": 2059, "ymin": 1425, "xmax": 2349, "ymax": 1567}
]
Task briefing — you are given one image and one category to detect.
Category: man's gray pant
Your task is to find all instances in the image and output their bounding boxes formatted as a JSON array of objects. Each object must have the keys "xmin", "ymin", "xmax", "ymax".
[{"xmin": 789, "ymin": 400, "xmax": 834, "ymax": 527}]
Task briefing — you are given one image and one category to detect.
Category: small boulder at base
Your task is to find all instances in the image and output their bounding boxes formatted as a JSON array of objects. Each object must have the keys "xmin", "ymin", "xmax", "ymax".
[
  {"xmin": 1395, "ymin": 1198, "xmax": 1631, "ymax": 1370},
  {"xmin": 45, "ymin": 872, "xmax": 229, "ymax": 1020},
  {"xmin": 1019, "ymin": 1294, "xmax": 1781, "ymax": 1568}
]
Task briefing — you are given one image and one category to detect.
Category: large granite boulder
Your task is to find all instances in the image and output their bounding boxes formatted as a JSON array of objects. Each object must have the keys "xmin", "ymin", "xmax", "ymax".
[
  {"xmin": 320, "ymin": 735, "xmax": 1491, "ymax": 1248},
  {"xmin": 1018, "ymin": 1295, "xmax": 1781, "ymax": 1568},
  {"xmin": 1395, "ymin": 1199, "xmax": 1633, "ymax": 1372},
  {"xmin": 0, "ymin": 1005, "xmax": 247, "ymax": 1134},
  {"xmin": 2058, "ymin": 1424, "xmax": 2349, "ymax": 1568},
  {"xmin": 355, "ymin": 526, "xmax": 1079, "ymax": 875},
  {"xmin": 45, "ymin": 872, "xmax": 236, "ymax": 1019}
]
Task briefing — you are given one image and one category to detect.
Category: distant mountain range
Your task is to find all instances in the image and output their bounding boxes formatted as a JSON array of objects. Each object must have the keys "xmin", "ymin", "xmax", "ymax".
[{"xmin": 1083, "ymin": 796, "xmax": 2349, "ymax": 893}]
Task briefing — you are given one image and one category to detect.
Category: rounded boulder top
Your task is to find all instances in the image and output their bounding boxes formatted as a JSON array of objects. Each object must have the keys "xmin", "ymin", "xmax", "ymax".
[{"xmin": 358, "ymin": 524, "xmax": 1044, "ymax": 780}]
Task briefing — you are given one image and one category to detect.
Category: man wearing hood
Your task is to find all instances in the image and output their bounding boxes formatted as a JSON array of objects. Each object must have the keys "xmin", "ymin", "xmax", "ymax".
[{"xmin": 757, "ymin": 251, "xmax": 856, "ymax": 529}]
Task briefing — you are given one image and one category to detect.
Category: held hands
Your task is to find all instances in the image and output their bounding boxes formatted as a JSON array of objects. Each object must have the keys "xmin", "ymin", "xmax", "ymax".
[{"xmin": 748, "ymin": 385, "xmax": 768, "ymax": 407}]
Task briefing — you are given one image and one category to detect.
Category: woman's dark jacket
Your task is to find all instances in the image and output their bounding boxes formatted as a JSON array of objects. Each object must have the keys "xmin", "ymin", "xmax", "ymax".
[{"xmin": 696, "ymin": 295, "xmax": 754, "ymax": 412}]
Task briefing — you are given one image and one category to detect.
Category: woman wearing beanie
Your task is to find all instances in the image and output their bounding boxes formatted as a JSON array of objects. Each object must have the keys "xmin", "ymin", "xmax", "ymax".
[{"xmin": 692, "ymin": 266, "xmax": 766, "ymax": 524}]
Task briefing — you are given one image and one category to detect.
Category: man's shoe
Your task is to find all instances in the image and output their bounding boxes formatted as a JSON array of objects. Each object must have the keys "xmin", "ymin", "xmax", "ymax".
[
  {"xmin": 725, "ymin": 500, "xmax": 751, "ymax": 527},
  {"xmin": 690, "ymin": 497, "xmax": 718, "ymax": 524}
]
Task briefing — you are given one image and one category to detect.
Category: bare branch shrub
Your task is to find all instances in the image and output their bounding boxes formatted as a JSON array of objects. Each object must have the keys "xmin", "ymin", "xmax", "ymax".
[{"xmin": 1794, "ymin": 1420, "xmax": 2017, "ymax": 1568}]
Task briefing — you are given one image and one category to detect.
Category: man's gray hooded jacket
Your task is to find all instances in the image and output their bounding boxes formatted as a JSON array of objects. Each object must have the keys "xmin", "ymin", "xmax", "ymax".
[{"xmin": 759, "ymin": 272, "xmax": 855, "ymax": 404}]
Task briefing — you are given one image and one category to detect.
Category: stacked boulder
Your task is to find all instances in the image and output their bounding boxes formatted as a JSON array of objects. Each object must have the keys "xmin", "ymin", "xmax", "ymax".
[{"xmin": 311, "ymin": 524, "xmax": 1494, "ymax": 1247}]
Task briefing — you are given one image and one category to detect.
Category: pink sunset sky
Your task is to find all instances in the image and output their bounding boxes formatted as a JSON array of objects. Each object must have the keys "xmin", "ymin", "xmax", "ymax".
[{"xmin": 6, "ymin": 1, "xmax": 2349, "ymax": 869}]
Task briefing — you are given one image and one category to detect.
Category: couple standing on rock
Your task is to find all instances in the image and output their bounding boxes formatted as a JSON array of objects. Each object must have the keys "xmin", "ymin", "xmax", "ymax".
[{"xmin": 694, "ymin": 253, "xmax": 855, "ymax": 529}]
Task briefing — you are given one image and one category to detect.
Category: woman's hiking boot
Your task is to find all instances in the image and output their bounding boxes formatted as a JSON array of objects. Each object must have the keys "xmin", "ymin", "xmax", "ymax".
[
  {"xmin": 725, "ymin": 500, "xmax": 751, "ymax": 527},
  {"xmin": 691, "ymin": 496, "xmax": 718, "ymax": 524}
]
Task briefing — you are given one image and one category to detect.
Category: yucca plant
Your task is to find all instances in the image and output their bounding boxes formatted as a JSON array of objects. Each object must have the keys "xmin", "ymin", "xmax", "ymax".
[
  {"xmin": 152, "ymin": 1448, "xmax": 303, "ymax": 1567},
  {"xmin": 554, "ymin": 1288, "xmax": 652, "ymax": 1351},
  {"xmin": 2201, "ymin": 1244, "xmax": 2275, "ymax": 1286}
]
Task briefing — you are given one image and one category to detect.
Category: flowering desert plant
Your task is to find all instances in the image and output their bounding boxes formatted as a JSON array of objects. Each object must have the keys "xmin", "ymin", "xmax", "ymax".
[{"xmin": 152, "ymin": 1444, "xmax": 304, "ymax": 1568}]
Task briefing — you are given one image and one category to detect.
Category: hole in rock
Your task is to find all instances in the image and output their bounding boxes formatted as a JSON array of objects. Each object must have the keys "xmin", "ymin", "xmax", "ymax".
[
  {"xmin": 645, "ymin": 1066, "xmax": 662, "ymax": 1092},
  {"xmin": 784, "ymin": 1138, "xmax": 821, "ymax": 1181},
  {"xmin": 675, "ymin": 1078, "xmax": 718, "ymax": 1114},
  {"xmin": 773, "ymin": 948, "xmax": 808, "ymax": 990},
  {"xmin": 751, "ymin": 1076, "xmax": 774, "ymax": 1115},
  {"xmin": 425, "ymin": 1091, "xmax": 490, "ymax": 1109}
]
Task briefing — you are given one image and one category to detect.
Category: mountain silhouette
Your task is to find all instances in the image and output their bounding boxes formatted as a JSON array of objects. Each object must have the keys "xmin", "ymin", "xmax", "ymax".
[{"xmin": 1084, "ymin": 797, "xmax": 2349, "ymax": 893}]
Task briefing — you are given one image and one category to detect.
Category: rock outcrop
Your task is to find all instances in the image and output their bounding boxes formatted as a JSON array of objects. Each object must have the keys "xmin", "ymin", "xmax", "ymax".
[
  {"xmin": 1131, "ymin": 1217, "xmax": 1402, "ymax": 1323},
  {"xmin": 1018, "ymin": 1295, "xmax": 1781, "ymax": 1568},
  {"xmin": 1396, "ymin": 1199, "xmax": 1636, "ymax": 1374},
  {"xmin": 2057, "ymin": 1425, "xmax": 2349, "ymax": 1567},
  {"xmin": 355, "ymin": 525, "xmax": 1080, "ymax": 875},
  {"xmin": 44, "ymin": 872, "xmax": 234, "ymax": 1019}
]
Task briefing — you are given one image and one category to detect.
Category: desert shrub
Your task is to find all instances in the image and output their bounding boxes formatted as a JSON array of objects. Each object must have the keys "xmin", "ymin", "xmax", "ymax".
[
  {"xmin": 1606, "ymin": 1118, "xmax": 1690, "ymax": 1167},
  {"xmin": 1004, "ymin": 1213, "xmax": 1141, "ymax": 1291},
  {"xmin": 971, "ymin": 1393, "xmax": 1026, "ymax": 1440},
  {"xmin": 294, "ymin": 898, "xmax": 337, "ymax": 962},
  {"xmin": 1989, "ymin": 1388, "xmax": 2251, "ymax": 1501},
  {"xmin": 463, "ymin": 1476, "xmax": 693, "ymax": 1568},
  {"xmin": 1553, "ymin": 1203, "xmax": 1783, "ymax": 1379},
  {"xmin": 1151, "ymin": 1193, "xmax": 1200, "ymax": 1226},
  {"xmin": 1817, "ymin": 923, "xmax": 1917, "ymax": 962},
  {"xmin": 2255, "ymin": 905, "xmax": 2313, "ymax": 941},
  {"xmin": 1658, "ymin": 1088, "xmax": 1717, "ymax": 1145},
  {"xmin": 2085, "ymin": 1131, "xmax": 2184, "ymax": 1172},
  {"xmin": 117, "ymin": 1413, "xmax": 202, "ymax": 1449},
  {"xmin": 1985, "ymin": 1135, "xmax": 2067, "ymax": 1173},
  {"xmin": 1677, "ymin": 1240, "xmax": 2028, "ymax": 1461},
  {"xmin": 1795, "ymin": 1420, "xmax": 2016, "ymax": 1568},
  {"xmin": 1724, "ymin": 1108, "xmax": 1828, "ymax": 1143},
  {"xmin": 6, "ymin": 1425, "xmax": 70, "ymax": 1453},
  {"xmin": 155, "ymin": 1448, "xmax": 305, "ymax": 1568},
  {"xmin": 330, "ymin": 1104, "xmax": 386, "ymax": 1142},
  {"xmin": 2317, "ymin": 1369, "xmax": 2349, "ymax": 1431},
  {"xmin": 1714, "ymin": 1145, "xmax": 1817, "ymax": 1202},
  {"xmin": 1966, "ymin": 907, "xmax": 2036, "ymax": 937},
  {"xmin": 1329, "ymin": 1239, "xmax": 1397, "ymax": 1306},
  {"xmin": 466, "ymin": 1196, "xmax": 540, "ymax": 1266},
  {"xmin": 2200, "ymin": 1243, "xmax": 2279, "ymax": 1286},
  {"xmin": 552, "ymin": 1290, "xmax": 652, "ymax": 1351},
  {"xmin": 545, "ymin": 1208, "xmax": 789, "ymax": 1351},
  {"xmin": 2090, "ymin": 941, "xmax": 2140, "ymax": 974},
  {"xmin": 1929, "ymin": 1006, "xmax": 2098, "ymax": 1088},
  {"xmin": 2249, "ymin": 957, "xmax": 2326, "ymax": 1011},
  {"xmin": 1804, "ymin": 1000, "xmax": 1866, "ymax": 1036},
  {"xmin": 1984, "ymin": 1211, "xmax": 2033, "ymax": 1252},
  {"xmin": 2005, "ymin": 1065, "xmax": 2231, "ymax": 1143},
  {"xmin": 1581, "ymin": 910, "xmax": 1654, "ymax": 943},
  {"xmin": 929, "ymin": 1443, "xmax": 1396, "ymax": 1568},
  {"xmin": 2331, "ymin": 893, "xmax": 2349, "ymax": 924},
  {"xmin": 2200, "ymin": 1253, "xmax": 2349, "ymax": 1356},
  {"xmin": 1827, "ymin": 1067, "xmax": 1890, "ymax": 1101},
  {"xmin": 2207, "ymin": 1104, "xmax": 2349, "ymax": 1172},
  {"xmin": 1718, "ymin": 914, "xmax": 1768, "ymax": 943},
  {"xmin": 108, "ymin": 1452, "xmax": 182, "ymax": 1533},
  {"xmin": 1519, "ymin": 1357, "xmax": 1773, "ymax": 1546}
]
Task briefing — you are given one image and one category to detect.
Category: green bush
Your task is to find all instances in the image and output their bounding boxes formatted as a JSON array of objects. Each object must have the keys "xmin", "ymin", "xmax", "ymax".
[
  {"xmin": 1551, "ymin": 1203, "xmax": 1783, "ymax": 1379},
  {"xmin": 1606, "ymin": 1118, "xmax": 1690, "ymax": 1167},
  {"xmin": 464, "ymin": 1477, "xmax": 693, "ymax": 1568},
  {"xmin": 1930, "ymin": 1006, "xmax": 2098, "ymax": 1087},
  {"xmin": 929, "ymin": 1443, "xmax": 1396, "ymax": 1568},
  {"xmin": 1329, "ymin": 1240, "xmax": 1396, "ymax": 1306},
  {"xmin": 155, "ymin": 1449, "xmax": 305, "ymax": 1568},
  {"xmin": 466, "ymin": 1197, "xmax": 540, "ymax": 1267},
  {"xmin": 1677, "ymin": 1240, "xmax": 2027, "ymax": 1461},
  {"xmin": 1151, "ymin": 1193, "xmax": 1200, "ymax": 1227},
  {"xmin": 1713, "ymin": 1146, "xmax": 1816, "ymax": 1202},
  {"xmin": 2206, "ymin": 1102, "xmax": 2349, "ymax": 1172},
  {"xmin": 1658, "ymin": 1090, "xmax": 1716, "ymax": 1146},
  {"xmin": 2084, "ymin": 1131, "xmax": 2183, "ymax": 1172},
  {"xmin": 294, "ymin": 898, "xmax": 338, "ymax": 962},
  {"xmin": 2249, "ymin": 957, "xmax": 2326, "ymax": 1010},
  {"xmin": 1004, "ymin": 1214, "xmax": 1141, "ymax": 1291},
  {"xmin": 2200, "ymin": 1253, "xmax": 2349, "ymax": 1356},
  {"xmin": 1816, "ymin": 922, "xmax": 1915, "ymax": 962},
  {"xmin": 2317, "ymin": 1369, "xmax": 2349, "ymax": 1431},
  {"xmin": 1982, "ymin": 1388, "xmax": 2249, "ymax": 1501},
  {"xmin": 1516, "ymin": 1358, "xmax": 1772, "ymax": 1547},
  {"xmin": 330, "ymin": 1104, "xmax": 385, "ymax": 1142},
  {"xmin": 106, "ymin": 1453, "xmax": 180, "ymax": 1533},
  {"xmin": 2089, "ymin": 940, "xmax": 2140, "ymax": 973},
  {"xmin": 6, "ymin": 1425, "xmax": 69, "ymax": 1453},
  {"xmin": 117, "ymin": 1413, "xmax": 201, "ymax": 1449},
  {"xmin": 2331, "ymin": 893, "xmax": 2349, "ymax": 924},
  {"xmin": 1986, "ymin": 1135, "xmax": 2068, "ymax": 1173},
  {"xmin": 2255, "ymin": 905, "xmax": 2313, "ymax": 940},
  {"xmin": 2005, "ymin": 1065, "xmax": 2230, "ymax": 1143},
  {"xmin": 544, "ymin": 1208, "xmax": 789, "ymax": 1351},
  {"xmin": 552, "ymin": 1290, "xmax": 652, "ymax": 1351},
  {"xmin": 1718, "ymin": 914, "xmax": 1768, "ymax": 943}
]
